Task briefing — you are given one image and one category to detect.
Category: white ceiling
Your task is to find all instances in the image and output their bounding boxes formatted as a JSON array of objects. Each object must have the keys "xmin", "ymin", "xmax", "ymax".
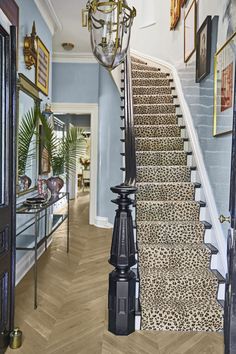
[{"xmin": 50, "ymin": 0, "xmax": 92, "ymax": 55}]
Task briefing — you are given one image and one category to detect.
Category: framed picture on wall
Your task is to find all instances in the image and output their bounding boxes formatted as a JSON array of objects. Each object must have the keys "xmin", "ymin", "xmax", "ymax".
[
  {"xmin": 36, "ymin": 36, "xmax": 50, "ymax": 96},
  {"xmin": 184, "ymin": 0, "xmax": 197, "ymax": 62},
  {"xmin": 213, "ymin": 31, "xmax": 236, "ymax": 136},
  {"xmin": 39, "ymin": 125, "xmax": 50, "ymax": 174},
  {"xmin": 170, "ymin": 0, "xmax": 181, "ymax": 30},
  {"xmin": 196, "ymin": 16, "xmax": 212, "ymax": 83}
]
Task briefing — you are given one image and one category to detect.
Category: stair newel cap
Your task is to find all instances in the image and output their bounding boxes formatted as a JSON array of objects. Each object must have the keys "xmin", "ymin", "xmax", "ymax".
[
  {"xmin": 111, "ymin": 185, "xmax": 137, "ymax": 207},
  {"xmin": 111, "ymin": 184, "xmax": 137, "ymax": 195}
]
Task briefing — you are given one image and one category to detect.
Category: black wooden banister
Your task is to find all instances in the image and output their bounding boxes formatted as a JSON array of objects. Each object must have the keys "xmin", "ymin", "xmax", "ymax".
[
  {"xmin": 124, "ymin": 54, "xmax": 136, "ymax": 186},
  {"xmin": 108, "ymin": 52, "xmax": 137, "ymax": 336}
]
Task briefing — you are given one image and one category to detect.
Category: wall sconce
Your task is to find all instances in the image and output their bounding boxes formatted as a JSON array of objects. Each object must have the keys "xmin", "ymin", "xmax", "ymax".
[{"xmin": 24, "ymin": 21, "xmax": 38, "ymax": 70}]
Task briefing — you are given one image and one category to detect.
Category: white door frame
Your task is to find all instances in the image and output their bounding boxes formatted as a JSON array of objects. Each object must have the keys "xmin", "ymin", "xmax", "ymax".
[{"xmin": 51, "ymin": 102, "xmax": 98, "ymax": 225}]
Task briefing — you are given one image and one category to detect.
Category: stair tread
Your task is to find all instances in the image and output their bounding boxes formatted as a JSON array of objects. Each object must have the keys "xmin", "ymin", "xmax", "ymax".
[
  {"xmin": 141, "ymin": 297, "xmax": 223, "ymax": 313},
  {"xmin": 139, "ymin": 242, "xmax": 211, "ymax": 251},
  {"xmin": 141, "ymin": 299, "xmax": 223, "ymax": 331},
  {"xmin": 140, "ymin": 267, "xmax": 219, "ymax": 279},
  {"xmin": 137, "ymin": 220, "xmax": 206, "ymax": 225},
  {"xmin": 133, "ymin": 94, "xmax": 174, "ymax": 98},
  {"xmin": 137, "ymin": 166, "xmax": 191, "ymax": 183},
  {"xmin": 131, "ymin": 62, "xmax": 159, "ymax": 68},
  {"xmin": 136, "ymin": 151, "xmax": 187, "ymax": 156},
  {"xmin": 137, "ymin": 200, "xmax": 202, "ymax": 205},
  {"xmin": 141, "ymin": 297, "xmax": 223, "ymax": 309},
  {"xmin": 134, "ymin": 103, "xmax": 177, "ymax": 106},
  {"xmin": 134, "ymin": 124, "xmax": 180, "ymax": 128},
  {"xmin": 135, "ymin": 125, "xmax": 181, "ymax": 138},
  {"xmin": 132, "ymin": 77, "xmax": 169, "ymax": 80},
  {"xmin": 137, "ymin": 181, "xmax": 194, "ymax": 186},
  {"xmin": 131, "ymin": 57, "xmax": 147, "ymax": 65},
  {"xmin": 136, "ymin": 136, "xmax": 183, "ymax": 140},
  {"xmin": 137, "ymin": 165, "xmax": 193, "ymax": 173},
  {"xmin": 133, "ymin": 85, "xmax": 173, "ymax": 88},
  {"xmin": 132, "ymin": 69, "xmax": 167, "ymax": 74},
  {"xmin": 134, "ymin": 113, "xmax": 179, "ymax": 118}
]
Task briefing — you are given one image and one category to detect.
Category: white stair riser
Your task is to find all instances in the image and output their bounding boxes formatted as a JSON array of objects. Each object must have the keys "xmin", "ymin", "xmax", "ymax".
[
  {"xmin": 135, "ymin": 315, "xmax": 141, "ymax": 331},
  {"xmin": 218, "ymin": 283, "xmax": 225, "ymax": 301}
]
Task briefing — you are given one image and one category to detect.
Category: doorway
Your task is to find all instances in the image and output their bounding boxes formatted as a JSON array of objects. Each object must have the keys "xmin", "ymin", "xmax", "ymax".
[
  {"xmin": 51, "ymin": 103, "xmax": 98, "ymax": 226},
  {"xmin": 56, "ymin": 113, "xmax": 91, "ymax": 202}
]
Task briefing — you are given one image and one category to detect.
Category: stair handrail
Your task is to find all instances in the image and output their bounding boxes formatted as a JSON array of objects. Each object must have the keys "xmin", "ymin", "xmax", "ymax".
[{"xmin": 124, "ymin": 52, "xmax": 136, "ymax": 186}]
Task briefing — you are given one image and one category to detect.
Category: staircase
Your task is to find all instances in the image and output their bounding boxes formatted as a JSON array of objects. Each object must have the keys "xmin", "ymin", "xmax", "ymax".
[{"xmin": 131, "ymin": 56, "xmax": 224, "ymax": 332}]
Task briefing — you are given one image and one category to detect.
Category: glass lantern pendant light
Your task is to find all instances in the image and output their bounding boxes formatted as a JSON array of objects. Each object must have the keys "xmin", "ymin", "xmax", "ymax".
[{"xmin": 85, "ymin": 0, "xmax": 136, "ymax": 70}]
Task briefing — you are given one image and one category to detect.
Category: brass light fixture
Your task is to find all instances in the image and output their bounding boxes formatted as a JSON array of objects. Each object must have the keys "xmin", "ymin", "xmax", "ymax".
[
  {"xmin": 62, "ymin": 42, "xmax": 75, "ymax": 51},
  {"xmin": 83, "ymin": 0, "xmax": 136, "ymax": 70},
  {"xmin": 24, "ymin": 21, "xmax": 38, "ymax": 70}
]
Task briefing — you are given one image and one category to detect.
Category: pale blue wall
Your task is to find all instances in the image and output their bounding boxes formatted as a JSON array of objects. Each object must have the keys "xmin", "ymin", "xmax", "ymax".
[
  {"xmin": 98, "ymin": 66, "xmax": 123, "ymax": 223},
  {"xmin": 15, "ymin": 0, "xmax": 53, "ymax": 269},
  {"xmin": 16, "ymin": 0, "xmax": 53, "ymax": 99},
  {"xmin": 52, "ymin": 63, "xmax": 99, "ymax": 103},
  {"xmin": 52, "ymin": 63, "xmax": 123, "ymax": 223},
  {"xmin": 178, "ymin": 17, "xmax": 232, "ymax": 237}
]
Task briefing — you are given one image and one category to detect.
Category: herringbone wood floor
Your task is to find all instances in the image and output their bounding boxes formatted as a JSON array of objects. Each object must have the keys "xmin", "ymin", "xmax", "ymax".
[{"xmin": 7, "ymin": 192, "xmax": 224, "ymax": 354}]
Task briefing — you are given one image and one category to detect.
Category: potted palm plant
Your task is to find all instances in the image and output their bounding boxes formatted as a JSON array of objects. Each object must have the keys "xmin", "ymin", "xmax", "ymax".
[
  {"xmin": 18, "ymin": 107, "xmax": 39, "ymax": 191},
  {"xmin": 40, "ymin": 114, "xmax": 86, "ymax": 199}
]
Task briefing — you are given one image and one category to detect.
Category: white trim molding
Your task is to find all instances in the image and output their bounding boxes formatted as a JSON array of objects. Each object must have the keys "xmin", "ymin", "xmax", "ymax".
[
  {"xmin": 34, "ymin": 0, "xmax": 62, "ymax": 35},
  {"xmin": 0, "ymin": 9, "xmax": 11, "ymax": 32},
  {"xmin": 131, "ymin": 49, "xmax": 228, "ymax": 276},
  {"xmin": 52, "ymin": 52, "xmax": 97, "ymax": 64},
  {"xmin": 51, "ymin": 103, "xmax": 98, "ymax": 226},
  {"xmin": 95, "ymin": 217, "xmax": 113, "ymax": 229}
]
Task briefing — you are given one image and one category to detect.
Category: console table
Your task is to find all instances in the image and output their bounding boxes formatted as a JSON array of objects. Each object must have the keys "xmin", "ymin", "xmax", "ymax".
[{"xmin": 16, "ymin": 192, "xmax": 69, "ymax": 309}]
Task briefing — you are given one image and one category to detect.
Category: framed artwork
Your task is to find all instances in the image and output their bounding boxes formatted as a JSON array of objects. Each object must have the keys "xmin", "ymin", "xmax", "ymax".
[
  {"xmin": 196, "ymin": 16, "xmax": 212, "ymax": 83},
  {"xmin": 35, "ymin": 36, "xmax": 50, "ymax": 96},
  {"xmin": 213, "ymin": 31, "xmax": 236, "ymax": 136},
  {"xmin": 184, "ymin": 0, "xmax": 197, "ymax": 63},
  {"xmin": 39, "ymin": 125, "xmax": 50, "ymax": 174},
  {"xmin": 170, "ymin": 0, "xmax": 181, "ymax": 30}
]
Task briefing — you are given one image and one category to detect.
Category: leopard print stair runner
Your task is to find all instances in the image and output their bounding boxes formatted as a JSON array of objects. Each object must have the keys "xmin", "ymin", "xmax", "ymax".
[{"xmin": 131, "ymin": 57, "xmax": 224, "ymax": 332}]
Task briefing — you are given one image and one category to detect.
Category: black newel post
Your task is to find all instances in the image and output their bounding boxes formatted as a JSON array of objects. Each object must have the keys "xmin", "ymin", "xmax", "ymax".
[{"xmin": 108, "ymin": 184, "xmax": 137, "ymax": 336}]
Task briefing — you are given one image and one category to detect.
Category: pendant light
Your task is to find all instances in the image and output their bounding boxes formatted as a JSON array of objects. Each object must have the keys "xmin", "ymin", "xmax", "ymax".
[{"xmin": 83, "ymin": 0, "xmax": 136, "ymax": 70}]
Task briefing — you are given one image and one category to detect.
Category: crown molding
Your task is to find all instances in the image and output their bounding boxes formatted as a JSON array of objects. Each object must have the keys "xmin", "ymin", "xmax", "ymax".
[
  {"xmin": 34, "ymin": 0, "xmax": 62, "ymax": 35},
  {"xmin": 52, "ymin": 52, "xmax": 97, "ymax": 64}
]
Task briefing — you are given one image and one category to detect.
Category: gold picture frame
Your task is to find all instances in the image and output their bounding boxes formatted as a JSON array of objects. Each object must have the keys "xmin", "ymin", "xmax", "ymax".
[
  {"xmin": 170, "ymin": 0, "xmax": 181, "ymax": 30},
  {"xmin": 213, "ymin": 31, "xmax": 236, "ymax": 136},
  {"xmin": 184, "ymin": 0, "xmax": 197, "ymax": 63},
  {"xmin": 35, "ymin": 36, "xmax": 50, "ymax": 96}
]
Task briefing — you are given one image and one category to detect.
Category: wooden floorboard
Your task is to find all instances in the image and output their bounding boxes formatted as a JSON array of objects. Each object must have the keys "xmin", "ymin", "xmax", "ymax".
[{"xmin": 7, "ymin": 192, "xmax": 224, "ymax": 354}]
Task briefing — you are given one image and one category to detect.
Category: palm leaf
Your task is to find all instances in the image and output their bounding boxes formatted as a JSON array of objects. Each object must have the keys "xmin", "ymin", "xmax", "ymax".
[
  {"xmin": 40, "ymin": 117, "xmax": 86, "ymax": 178},
  {"xmin": 18, "ymin": 107, "xmax": 39, "ymax": 175}
]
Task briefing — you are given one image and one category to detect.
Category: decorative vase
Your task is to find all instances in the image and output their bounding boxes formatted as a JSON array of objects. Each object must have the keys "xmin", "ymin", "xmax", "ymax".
[
  {"xmin": 19, "ymin": 175, "xmax": 32, "ymax": 191},
  {"xmin": 46, "ymin": 176, "xmax": 64, "ymax": 200}
]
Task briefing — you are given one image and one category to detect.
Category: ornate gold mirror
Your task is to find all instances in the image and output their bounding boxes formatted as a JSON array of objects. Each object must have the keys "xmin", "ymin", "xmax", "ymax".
[{"xmin": 16, "ymin": 74, "xmax": 41, "ymax": 195}]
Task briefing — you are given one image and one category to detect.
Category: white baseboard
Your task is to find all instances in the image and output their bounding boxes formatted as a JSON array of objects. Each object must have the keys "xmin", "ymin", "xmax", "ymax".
[
  {"xmin": 94, "ymin": 216, "xmax": 113, "ymax": 229},
  {"xmin": 131, "ymin": 49, "xmax": 227, "ymax": 276}
]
